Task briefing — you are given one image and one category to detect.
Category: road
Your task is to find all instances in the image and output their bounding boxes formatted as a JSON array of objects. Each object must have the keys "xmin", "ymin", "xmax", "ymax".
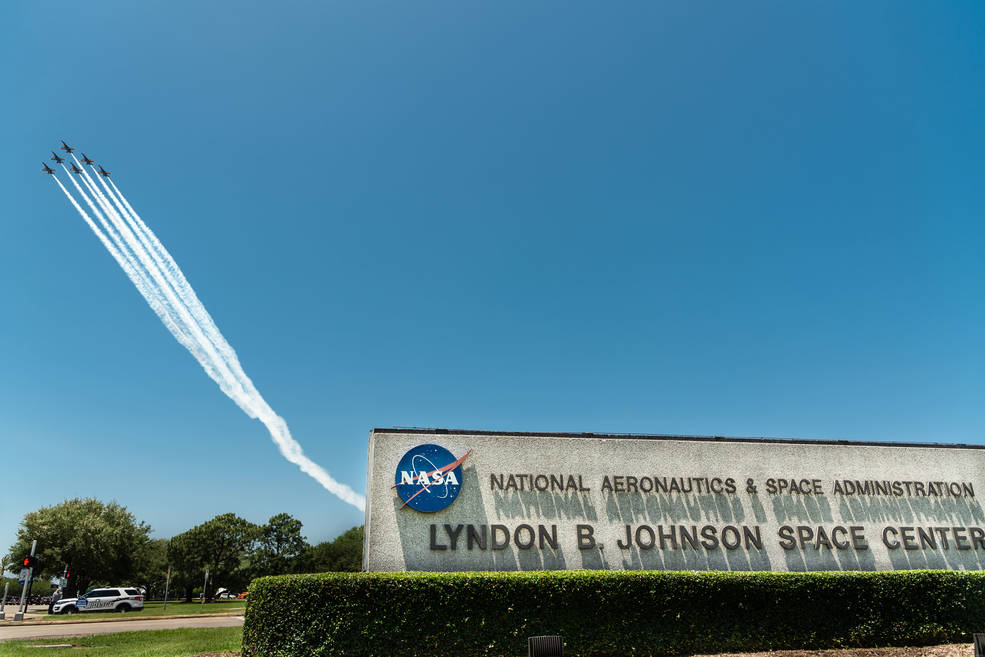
[{"xmin": 0, "ymin": 614, "xmax": 244, "ymax": 641}]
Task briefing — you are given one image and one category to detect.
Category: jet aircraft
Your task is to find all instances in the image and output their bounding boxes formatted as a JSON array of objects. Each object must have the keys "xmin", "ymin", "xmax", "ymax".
[
  {"xmin": 97, "ymin": 166, "xmax": 111, "ymax": 177},
  {"xmin": 59, "ymin": 140, "xmax": 75, "ymax": 153},
  {"xmin": 69, "ymin": 163, "xmax": 83, "ymax": 174},
  {"xmin": 80, "ymin": 153, "xmax": 95, "ymax": 166},
  {"xmin": 41, "ymin": 162, "xmax": 55, "ymax": 175},
  {"xmin": 50, "ymin": 151, "xmax": 65, "ymax": 164}
]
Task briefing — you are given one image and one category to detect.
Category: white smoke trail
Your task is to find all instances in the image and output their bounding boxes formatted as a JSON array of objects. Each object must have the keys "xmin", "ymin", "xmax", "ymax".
[
  {"xmin": 100, "ymin": 175, "xmax": 368, "ymax": 508},
  {"xmin": 75, "ymin": 165, "xmax": 251, "ymax": 412},
  {"xmin": 79, "ymin": 157, "xmax": 252, "ymax": 398},
  {"xmin": 54, "ymin": 175, "xmax": 193, "ymax": 348},
  {"xmin": 94, "ymin": 166, "xmax": 253, "ymax": 394},
  {"xmin": 55, "ymin": 162, "xmax": 365, "ymax": 511},
  {"xmin": 65, "ymin": 166, "xmax": 199, "ymax": 355},
  {"xmin": 63, "ymin": 166, "xmax": 127, "ymax": 256}
]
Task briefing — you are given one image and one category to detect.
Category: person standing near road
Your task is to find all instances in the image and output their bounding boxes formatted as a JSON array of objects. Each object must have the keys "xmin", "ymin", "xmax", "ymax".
[{"xmin": 48, "ymin": 588, "xmax": 62, "ymax": 615}]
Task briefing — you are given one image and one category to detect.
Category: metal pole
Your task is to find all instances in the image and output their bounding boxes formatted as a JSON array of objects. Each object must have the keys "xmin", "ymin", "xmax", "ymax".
[
  {"xmin": 162, "ymin": 565, "xmax": 171, "ymax": 612},
  {"xmin": 14, "ymin": 540, "xmax": 37, "ymax": 621},
  {"xmin": 0, "ymin": 581, "xmax": 9, "ymax": 620},
  {"xmin": 25, "ymin": 573, "xmax": 35, "ymax": 610},
  {"xmin": 200, "ymin": 569, "xmax": 208, "ymax": 606}
]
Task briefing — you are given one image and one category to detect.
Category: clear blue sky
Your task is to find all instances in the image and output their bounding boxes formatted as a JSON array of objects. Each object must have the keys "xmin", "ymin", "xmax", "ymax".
[{"xmin": 2, "ymin": 1, "xmax": 983, "ymax": 556}]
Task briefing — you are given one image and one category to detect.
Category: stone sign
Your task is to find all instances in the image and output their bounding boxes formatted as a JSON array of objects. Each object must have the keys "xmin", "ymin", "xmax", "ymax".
[{"xmin": 363, "ymin": 428, "xmax": 985, "ymax": 572}]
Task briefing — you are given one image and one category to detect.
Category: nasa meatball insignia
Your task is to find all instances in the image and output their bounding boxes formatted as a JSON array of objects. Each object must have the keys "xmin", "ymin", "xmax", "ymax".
[{"xmin": 394, "ymin": 444, "xmax": 471, "ymax": 512}]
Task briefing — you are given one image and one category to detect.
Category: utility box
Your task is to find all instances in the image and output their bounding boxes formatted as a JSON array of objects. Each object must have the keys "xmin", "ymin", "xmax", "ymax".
[{"xmin": 528, "ymin": 635, "xmax": 563, "ymax": 657}]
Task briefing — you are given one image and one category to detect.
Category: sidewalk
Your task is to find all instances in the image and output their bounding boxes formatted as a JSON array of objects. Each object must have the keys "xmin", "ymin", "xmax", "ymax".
[
  {"xmin": 0, "ymin": 604, "xmax": 243, "ymax": 626},
  {"xmin": 0, "ymin": 605, "xmax": 49, "ymax": 621},
  {"xmin": 0, "ymin": 614, "xmax": 244, "ymax": 641}
]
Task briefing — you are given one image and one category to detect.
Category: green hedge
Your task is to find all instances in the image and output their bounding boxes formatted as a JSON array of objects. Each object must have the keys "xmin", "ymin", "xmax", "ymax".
[{"xmin": 242, "ymin": 570, "xmax": 985, "ymax": 657}]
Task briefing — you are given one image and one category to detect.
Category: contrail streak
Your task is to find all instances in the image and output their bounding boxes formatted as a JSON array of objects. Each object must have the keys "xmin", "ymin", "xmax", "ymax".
[
  {"xmin": 95, "ymin": 165, "xmax": 253, "ymax": 394},
  {"xmin": 80, "ymin": 164, "xmax": 250, "ymax": 410},
  {"xmin": 54, "ymin": 175, "xmax": 193, "ymax": 349},
  {"xmin": 66, "ymin": 164, "xmax": 204, "ymax": 359},
  {"xmin": 53, "ymin": 160, "xmax": 365, "ymax": 511}
]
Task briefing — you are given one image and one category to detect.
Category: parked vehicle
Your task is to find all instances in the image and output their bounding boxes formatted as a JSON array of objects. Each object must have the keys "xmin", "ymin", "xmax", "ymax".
[{"xmin": 53, "ymin": 587, "xmax": 144, "ymax": 614}]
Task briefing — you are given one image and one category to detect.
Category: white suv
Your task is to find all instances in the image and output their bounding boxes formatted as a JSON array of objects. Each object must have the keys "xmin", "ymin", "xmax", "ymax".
[{"xmin": 54, "ymin": 587, "xmax": 144, "ymax": 614}]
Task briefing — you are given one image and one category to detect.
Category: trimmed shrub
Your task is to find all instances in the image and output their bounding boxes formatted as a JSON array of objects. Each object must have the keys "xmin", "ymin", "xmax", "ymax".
[{"xmin": 242, "ymin": 570, "xmax": 985, "ymax": 657}]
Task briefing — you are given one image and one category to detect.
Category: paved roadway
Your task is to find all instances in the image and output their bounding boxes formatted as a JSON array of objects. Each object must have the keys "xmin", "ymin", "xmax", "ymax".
[{"xmin": 0, "ymin": 614, "xmax": 244, "ymax": 642}]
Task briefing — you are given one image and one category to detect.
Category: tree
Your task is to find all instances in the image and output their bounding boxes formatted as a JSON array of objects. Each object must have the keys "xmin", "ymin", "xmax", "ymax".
[
  {"xmin": 7, "ymin": 498, "xmax": 151, "ymax": 597},
  {"xmin": 168, "ymin": 513, "xmax": 259, "ymax": 601},
  {"xmin": 166, "ymin": 532, "xmax": 203, "ymax": 603},
  {"xmin": 251, "ymin": 513, "xmax": 309, "ymax": 577},
  {"xmin": 131, "ymin": 538, "xmax": 169, "ymax": 599},
  {"xmin": 308, "ymin": 526, "xmax": 363, "ymax": 572}
]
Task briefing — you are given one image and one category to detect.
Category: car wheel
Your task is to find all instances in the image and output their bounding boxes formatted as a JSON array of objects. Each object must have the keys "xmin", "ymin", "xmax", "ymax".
[
  {"xmin": 117, "ymin": 603, "xmax": 131, "ymax": 613},
  {"xmin": 64, "ymin": 606, "xmax": 76, "ymax": 615}
]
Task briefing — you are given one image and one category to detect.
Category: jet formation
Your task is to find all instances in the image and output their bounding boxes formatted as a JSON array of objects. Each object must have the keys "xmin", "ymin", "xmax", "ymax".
[{"xmin": 41, "ymin": 142, "xmax": 110, "ymax": 177}]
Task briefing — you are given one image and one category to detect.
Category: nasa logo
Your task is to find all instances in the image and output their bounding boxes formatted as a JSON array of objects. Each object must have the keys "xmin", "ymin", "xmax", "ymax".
[{"xmin": 393, "ymin": 444, "xmax": 471, "ymax": 512}]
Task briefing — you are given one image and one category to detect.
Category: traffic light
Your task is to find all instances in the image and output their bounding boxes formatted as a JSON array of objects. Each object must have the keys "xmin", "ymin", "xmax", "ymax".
[{"xmin": 22, "ymin": 555, "xmax": 38, "ymax": 571}]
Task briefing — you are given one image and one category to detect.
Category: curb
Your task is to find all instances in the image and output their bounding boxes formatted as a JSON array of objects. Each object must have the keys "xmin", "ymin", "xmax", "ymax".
[{"xmin": 0, "ymin": 611, "xmax": 244, "ymax": 627}]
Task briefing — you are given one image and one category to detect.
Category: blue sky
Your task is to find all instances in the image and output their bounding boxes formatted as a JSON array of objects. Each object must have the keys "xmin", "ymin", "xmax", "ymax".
[{"xmin": 2, "ymin": 1, "xmax": 984, "ymax": 556}]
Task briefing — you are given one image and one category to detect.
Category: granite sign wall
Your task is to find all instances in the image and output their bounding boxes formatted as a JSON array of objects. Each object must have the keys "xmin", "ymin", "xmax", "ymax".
[{"xmin": 363, "ymin": 429, "xmax": 985, "ymax": 572}]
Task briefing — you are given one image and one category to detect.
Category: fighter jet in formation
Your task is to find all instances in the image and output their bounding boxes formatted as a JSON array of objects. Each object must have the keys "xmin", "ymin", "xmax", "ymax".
[{"xmin": 41, "ymin": 143, "xmax": 111, "ymax": 177}]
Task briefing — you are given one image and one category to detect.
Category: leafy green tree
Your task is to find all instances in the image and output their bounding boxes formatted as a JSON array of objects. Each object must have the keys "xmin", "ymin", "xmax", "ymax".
[
  {"xmin": 7, "ymin": 498, "xmax": 151, "ymax": 597},
  {"xmin": 131, "ymin": 538, "xmax": 169, "ymax": 599},
  {"xmin": 308, "ymin": 526, "xmax": 363, "ymax": 572},
  {"xmin": 168, "ymin": 513, "xmax": 259, "ymax": 601},
  {"xmin": 251, "ymin": 513, "xmax": 309, "ymax": 577},
  {"xmin": 166, "ymin": 532, "xmax": 203, "ymax": 602}
]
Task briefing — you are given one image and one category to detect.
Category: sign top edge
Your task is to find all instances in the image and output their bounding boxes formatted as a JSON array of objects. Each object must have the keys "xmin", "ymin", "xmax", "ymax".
[{"xmin": 370, "ymin": 427, "xmax": 985, "ymax": 450}]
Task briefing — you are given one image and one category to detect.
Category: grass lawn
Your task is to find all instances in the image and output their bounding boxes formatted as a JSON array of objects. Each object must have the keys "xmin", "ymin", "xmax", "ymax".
[
  {"xmin": 24, "ymin": 600, "xmax": 246, "ymax": 623},
  {"xmin": 0, "ymin": 626, "xmax": 242, "ymax": 656},
  {"xmin": 106, "ymin": 600, "xmax": 245, "ymax": 617}
]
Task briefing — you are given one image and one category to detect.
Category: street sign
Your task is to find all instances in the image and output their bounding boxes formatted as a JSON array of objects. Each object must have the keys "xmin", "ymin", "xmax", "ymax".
[{"xmin": 17, "ymin": 568, "xmax": 29, "ymax": 585}]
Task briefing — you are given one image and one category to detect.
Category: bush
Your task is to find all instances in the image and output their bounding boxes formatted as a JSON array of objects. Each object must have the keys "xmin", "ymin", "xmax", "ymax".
[{"xmin": 242, "ymin": 569, "xmax": 985, "ymax": 657}]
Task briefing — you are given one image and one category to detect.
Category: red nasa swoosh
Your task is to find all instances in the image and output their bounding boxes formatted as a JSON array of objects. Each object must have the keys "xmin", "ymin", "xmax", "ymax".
[{"xmin": 393, "ymin": 449, "xmax": 472, "ymax": 509}]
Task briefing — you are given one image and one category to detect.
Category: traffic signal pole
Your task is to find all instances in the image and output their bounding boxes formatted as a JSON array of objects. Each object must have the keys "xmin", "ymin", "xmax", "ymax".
[
  {"xmin": 163, "ymin": 565, "xmax": 171, "ymax": 612},
  {"xmin": 14, "ymin": 540, "xmax": 37, "ymax": 621}
]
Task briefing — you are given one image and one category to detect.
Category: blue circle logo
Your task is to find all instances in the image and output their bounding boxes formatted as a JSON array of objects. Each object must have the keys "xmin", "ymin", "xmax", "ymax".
[{"xmin": 394, "ymin": 444, "xmax": 469, "ymax": 512}]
